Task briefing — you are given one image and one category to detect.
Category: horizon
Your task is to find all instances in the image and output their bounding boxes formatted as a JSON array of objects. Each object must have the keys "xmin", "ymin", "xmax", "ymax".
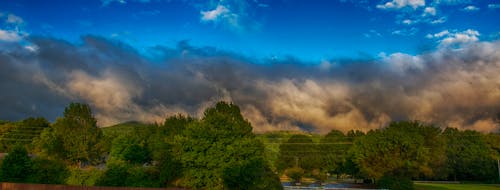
[{"xmin": 0, "ymin": 0, "xmax": 499, "ymax": 134}]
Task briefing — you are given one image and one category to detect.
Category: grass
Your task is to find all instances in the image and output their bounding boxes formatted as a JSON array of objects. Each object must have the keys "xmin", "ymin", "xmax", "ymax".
[
  {"xmin": 101, "ymin": 121, "xmax": 149, "ymax": 136},
  {"xmin": 414, "ymin": 182, "xmax": 500, "ymax": 190}
]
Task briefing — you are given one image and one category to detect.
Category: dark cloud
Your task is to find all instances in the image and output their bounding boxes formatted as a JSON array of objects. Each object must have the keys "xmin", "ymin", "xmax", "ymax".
[{"xmin": 0, "ymin": 35, "xmax": 499, "ymax": 133}]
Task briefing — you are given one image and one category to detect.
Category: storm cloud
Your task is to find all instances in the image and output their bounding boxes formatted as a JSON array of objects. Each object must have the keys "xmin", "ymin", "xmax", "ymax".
[{"xmin": 0, "ymin": 36, "xmax": 499, "ymax": 133}]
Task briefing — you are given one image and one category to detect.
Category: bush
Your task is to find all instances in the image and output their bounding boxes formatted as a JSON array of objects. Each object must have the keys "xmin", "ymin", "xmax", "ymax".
[
  {"xmin": 0, "ymin": 145, "xmax": 32, "ymax": 182},
  {"xmin": 65, "ymin": 167, "xmax": 103, "ymax": 186},
  {"xmin": 377, "ymin": 175, "xmax": 414, "ymax": 190},
  {"xmin": 95, "ymin": 161, "xmax": 129, "ymax": 187},
  {"xmin": 96, "ymin": 160, "xmax": 160, "ymax": 187},
  {"xmin": 285, "ymin": 167, "xmax": 304, "ymax": 183},
  {"xmin": 28, "ymin": 158, "xmax": 69, "ymax": 184}
]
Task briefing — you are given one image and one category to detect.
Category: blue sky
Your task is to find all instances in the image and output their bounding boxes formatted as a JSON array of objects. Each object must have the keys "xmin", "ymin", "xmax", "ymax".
[{"xmin": 1, "ymin": 0, "xmax": 499, "ymax": 61}]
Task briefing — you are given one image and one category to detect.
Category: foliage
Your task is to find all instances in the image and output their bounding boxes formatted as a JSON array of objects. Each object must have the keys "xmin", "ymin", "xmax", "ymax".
[
  {"xmin": 443, "ymin": 128, "xmax": 497, "ymax": 181},
  {"xmin": 65, "ymin": 166, "xmax": 103, "ymax": 186},
  {"xmin": 177, "ymin": 102, "xmax": 280, "ymax": 189},
  {"xmin": 96, "ymin": 160, "xmax": 160, "ymax": 187},
  {"xmin": 377, "ymin": 175, "xmax": 414, "ymax": 190},
  {"xmin": 27, "ymin": 157, "xmax": 69, "ymax": 184},
  {"xmin": 276, "ymin": 134, "xmax": 320, "ymax": 173},
  {"xmin": 351, "ymin": 121, "xmax": 445, "ymax": 180},
  {"xmin": 285, "ymin": 167, "xmax": 305, "ymax": 183},
  {"xmin": 320, "ymin": 130, "xmax": 351, "ymax": 177},
  {"xmin": 95, "ymin": 161, "xmax": 130, "ymax": 187},
  {"xmin": 0, "ymin": 117, "xmax": 49, "ymax": 152},
  {"xmin": 33, "ymin": 103, "xmax": 105, "ymax": 165},
  {"xmin": 0, "ymin": 145, "xmax": 32, "ymax": 182},
  {"xmin": 109, "ymin": 132, "xmax": 151, "ymax": 164}
]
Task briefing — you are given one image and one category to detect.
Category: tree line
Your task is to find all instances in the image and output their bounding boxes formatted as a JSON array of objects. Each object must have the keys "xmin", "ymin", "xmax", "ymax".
[{"xmin": 0, "ymin": 102, "xmax": 499, "ymax": 190}]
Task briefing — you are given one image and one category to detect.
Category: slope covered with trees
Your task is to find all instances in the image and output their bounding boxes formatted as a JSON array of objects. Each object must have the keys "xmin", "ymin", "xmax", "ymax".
[{"xmin": 0, "ymin": 102, "xmax": 498, "ymax": 190}]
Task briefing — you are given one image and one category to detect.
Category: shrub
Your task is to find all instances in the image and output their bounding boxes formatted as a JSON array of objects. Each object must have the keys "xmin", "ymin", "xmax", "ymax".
[{"xmin": 377, "ymin": 175, "xmax": 414, "ymax": 190}]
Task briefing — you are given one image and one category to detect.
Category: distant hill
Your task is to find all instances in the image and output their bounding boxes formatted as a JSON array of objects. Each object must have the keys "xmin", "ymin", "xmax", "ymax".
[{"xmin": 101, "ymin": 121, "xmax": 151, "ymax": 137}]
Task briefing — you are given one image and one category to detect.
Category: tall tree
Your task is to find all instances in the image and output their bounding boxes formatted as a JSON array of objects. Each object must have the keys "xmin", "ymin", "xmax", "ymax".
[
  {"xmin": 177, "ymin": 102, "xmax": 281, "ymax": 190},
  {"xmin": 320, "ymin": 130, "xmax": 351, "ymax": 178},
  {"xmin": 33, "ymin": 103, "xmax": 104, "ymax": 165},
  {"xmin": 350, "ymin": 121, "xmax": 444, "ymax": 180},
  {"xmin": 276, "ymin": 134, "xmax": 320, "ymax": 173},
  {"xmin": 443, "ymin": 128, "xmax": 497, "ymax": 181}
]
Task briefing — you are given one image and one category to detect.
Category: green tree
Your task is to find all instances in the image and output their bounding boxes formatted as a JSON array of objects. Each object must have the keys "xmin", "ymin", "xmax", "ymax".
[
  {"xmin": 109, "ymin": 132, "xmax": 151, "ymax": 164},
  {"xmin": 351, "ymin": 121, "xmax": 444, "ymax": 182},
  {"xmin": 28, "ymin": 157, "xmax": 69, "ymax": 184},
  {"xmin": 320, "ymin": 130, "xmax": 351, "ymax": 178},
  {"xmin": 0, "ymin": 145, "xmax": 32, "ymax": 182},
  {"xmin": 285, "ymin": 167, "xmax": 304, "ymax": 183},
  {"xmin": 33, "ymin": 103, "xmax": 104, "ymax": 165},
  {"xmin": 95, "ymin": 161, "xmax": 129, "ymax": 187},
  {"xmin": 276, "ymin": 134, "xmax": 320, "ymax": 173},
  {"xmin": 177, "ymin": 102, "xmax": 281, "ymax": 190},
  {"xmin": 443, "ymin": 128, "xmax": 496, "ymax": 181}
]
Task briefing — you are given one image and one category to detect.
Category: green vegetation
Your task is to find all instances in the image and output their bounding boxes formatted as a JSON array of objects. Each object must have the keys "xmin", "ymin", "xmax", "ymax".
[
  {"xmin": 0, "ymin": 117, "xmax": 49, "ymax": 151},
  {"xmin": 414, "ymin": 183, "xmax": 500, "ymax": 190},
  {"xmin": 0, "ymin": 102, "xmax": 499, "ymax": 189}
]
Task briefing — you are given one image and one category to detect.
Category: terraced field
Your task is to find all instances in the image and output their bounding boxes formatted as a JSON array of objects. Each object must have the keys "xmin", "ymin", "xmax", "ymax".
[{"xmin": 0, "ymin": 118, "xmax": 49, "ymax": 151}]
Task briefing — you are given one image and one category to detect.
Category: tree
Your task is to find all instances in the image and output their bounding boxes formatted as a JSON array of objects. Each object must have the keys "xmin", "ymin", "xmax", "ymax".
[
  {"xmin": 443, "ymin": 128, "xmax": 497, "ymax": 181},
  {"xmin": 33, "ymin": 103, "xmax": 104, "ymax": 165},
  {"xmin": 276, "ymin": 134, "xmax": 320, "ymax": 173},
  {"xmin": 28, "ymin": 157, "xmax": 69, "ymax": 184},
  {"xmin": 177, "ymin": 102, "xmax": 281, "ymax": 190},
  {"xmin": 320, "ymin": 130, "xmax": 351, "ymax": 178},
  {"xmin": 285, "ymin": 167, "xmax": 305, "ymax": 183},
  {"xmin": 0, "ymin": 145, "xmax": 32, "ymax": 182},
  {"xmin": 350, "ymin": 121, "xmax": 444, "ymax": 182},
  {"xmin": 95, "ymin": 161, "xmax": 129, "ymax": 187},
  {"xmin": 109, "ymin": 132, "xmax": 151, "ymax": 164}
]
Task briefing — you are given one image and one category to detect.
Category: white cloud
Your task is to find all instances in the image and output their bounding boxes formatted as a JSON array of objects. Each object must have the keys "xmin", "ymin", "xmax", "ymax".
[
  {"xmin": 426, "ymin": 30, "xmax": 449, "ymax": 38},
  {"xmin": 377, "ymin": 0, "xmax": 425, "ymax": 10},
  {"xmin": 6, "ymin": 14, "xmax": 23, "ymax": 25},
  {"xmin": 0, "ymin": 29, "xmax": 22, "ymax": 42},
  {"xmin": 433, "ymin": 0, "xmax": 471, "ymax": 5},
  {"xmin": 462, "ymin": 5, "xmax": 479, "ymax": 12},
  {"xmin": 488, "ymin": 4, "xmax": 500, "ymax": 9},
  {"xmin": 363, "ymin": 29, "xmax": 382, "ymax": 38},
  {"xmin": 402, "ymin": 19, "xmax": 414, "ymax": 25},
  {"xmin": 392, "ymin": 27, "xmax": 418, "ymax": 36},
  {"xmin": 427, "ymin": 29, "xmax": 480, "ymax": 47},
  {"xmin": 430, "ymin": 17, "xmax": 446, "ymax": 24},
  {"xmin": 101, "ymin": 0, "xmax": 126, "ymax": 6},
  {"xmin": 423, "ymin": 7, "xmax": 436, "ymax": 16},
  {"xmin": 201, "ymin": 5, "xmax": 230, "ymax": 21}
]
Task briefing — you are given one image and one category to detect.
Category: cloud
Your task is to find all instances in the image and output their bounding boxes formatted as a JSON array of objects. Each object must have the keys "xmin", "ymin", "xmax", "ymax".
[
  {"xmin": 6, "ymin": 13, "xmax": 24, "ymax": 25},
  {"xmin": 0, "ymin": 29, "xmax": 23, "ymax": 42},
  {"xmin": 201, "ymin": 5, "xmax": 231, "ymax": 22},
  {"xmin": 198, "ymin": 1, "xmax": 260, "ymax": 32},
  {"xmin": 376, "ymin": 0, "xmax": 425, "ymax": 10},
  {"xmin": 0, "ymin": 36, "xmax": 499, "ymax": 133},
  {"xmin": 488, "ymin": 4, "xmax": 500, "ymax": 9},
  {"xmin": 462, "ymin": 5, "xmax": 479, "ymax": 12},
  {"xmin": 429, "ymin": 17, "xmax": 446, "ymax": 24},
  {"xmin": 433, "ymin": 0, "xmax": 471, "ymax": 5},
  {"xmin": 427, "ymin": 29, "xmax": 480, "ymax": 47},
  {"xmin": 391, "ymin": 27, "xmax": 418, "ymax": 36},
  {"xmin": 363, "ymin": 30, "xmax": 382, "ymax": 38},
  {"xmin": 423, "ymin": 7, "xmax": 436, "ymax": 16}
]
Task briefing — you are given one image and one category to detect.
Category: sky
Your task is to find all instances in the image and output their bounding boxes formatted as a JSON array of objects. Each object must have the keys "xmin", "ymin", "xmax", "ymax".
[{"xmin": 0, "ymin": 0, "xmax": 499, "ymax": 133}]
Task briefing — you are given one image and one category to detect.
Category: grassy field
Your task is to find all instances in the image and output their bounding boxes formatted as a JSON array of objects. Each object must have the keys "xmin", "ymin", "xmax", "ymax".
[{"xmin": 414, "ymin": 182, "xmax": 500, "ymax": 190}]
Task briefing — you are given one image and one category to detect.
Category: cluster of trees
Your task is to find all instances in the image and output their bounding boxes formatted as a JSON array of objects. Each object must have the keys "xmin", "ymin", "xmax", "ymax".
[
  {"xmin": 274, "ymin": 121, "xmax": 500, "ymax": 189},
  {"xmin": 0, "ymin": 102, "xmax": 282, "ymax": 189},
  {"xmin": 0, "ymin": 102, "xmax": 498, "ymax": 190}
]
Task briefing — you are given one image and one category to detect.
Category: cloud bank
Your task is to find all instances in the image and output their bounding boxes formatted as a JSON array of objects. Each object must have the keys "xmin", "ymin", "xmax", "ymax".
[{"xmin": 0, "ymin": 36, "xmax": 499, "ymax": 133}]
